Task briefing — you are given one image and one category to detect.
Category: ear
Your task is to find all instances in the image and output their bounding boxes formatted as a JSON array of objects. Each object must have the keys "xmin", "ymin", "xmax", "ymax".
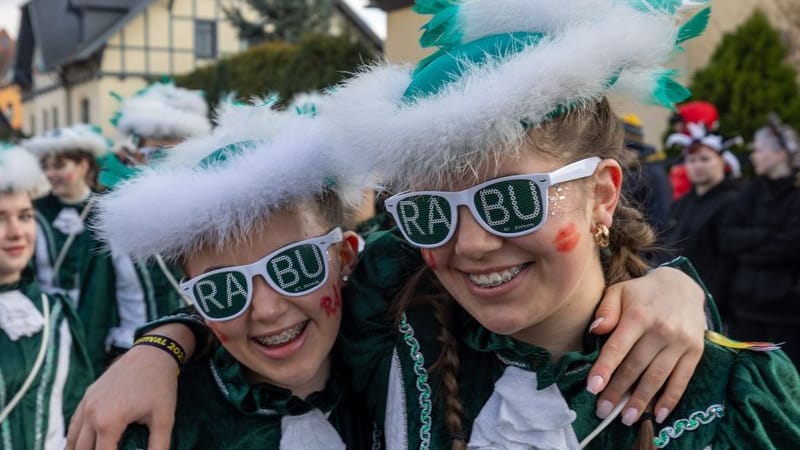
[
  {"xmin": 338, "ymin": 231, "xmax": 360, "ymax": 276},
  {"xmin": 591, "ymin": 159, "xmax": 622, "ymax": 228}
]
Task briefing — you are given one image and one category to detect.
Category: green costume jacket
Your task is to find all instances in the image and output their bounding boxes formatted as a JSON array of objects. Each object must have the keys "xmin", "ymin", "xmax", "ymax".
[
  {"xmin": 0, "ymin": 270, "xmax": 94, "ymax": 450},
  {"xmin": 118, "ymin": 328, "xmax": 380, "ymax": 449},
  {"xmin": 34, "ymin": 193, "xmax": 166, "ymax": 373},
  {"xmin": 339, "ymin": 229, "xmax": 800, "ymax": 449}
]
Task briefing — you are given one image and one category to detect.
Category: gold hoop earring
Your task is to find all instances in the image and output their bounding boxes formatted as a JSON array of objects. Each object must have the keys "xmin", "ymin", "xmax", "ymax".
[{"xmin": 593, "ymin": 223, "xmax": 610, "ymax": 249}]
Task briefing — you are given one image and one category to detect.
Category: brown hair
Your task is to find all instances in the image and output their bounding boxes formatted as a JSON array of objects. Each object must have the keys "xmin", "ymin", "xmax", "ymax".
[
  {"xmin": 42, "ymin": 150, "xmax": 100, "ymax": 190},
  {"xmin": 393, "ymin": 98, "xmax": 656, "ymax": 449}
]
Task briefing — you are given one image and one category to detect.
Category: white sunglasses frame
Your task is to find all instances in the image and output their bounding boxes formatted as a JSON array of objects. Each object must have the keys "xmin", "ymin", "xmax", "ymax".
[
  {"xmin": 180, "ymin": 227, "xmax": 343, "ymax": 322},
  {"xmin": 384, "ymin": 157, "xmax": 602, "ymax": 248}
]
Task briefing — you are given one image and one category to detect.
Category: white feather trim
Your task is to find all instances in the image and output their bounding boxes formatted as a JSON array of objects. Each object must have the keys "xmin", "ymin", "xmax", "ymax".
[
  {"xmin": 116, "ymin": 97, "xmax": 211, "ymax": 140},
  {"xmin": 96, "ymin": 116, "xmax": 371, "ymax": 260},
  {"xmin": 0, "ymin": 146, "xmax": 51, "ymax": 198},
  {"xmin": 329, "ymin": 5, "xmax": 677, "ymax": 189},
  {"xmin": 24, "ymin": 125, "xmax": 110, "ymax": 159}
]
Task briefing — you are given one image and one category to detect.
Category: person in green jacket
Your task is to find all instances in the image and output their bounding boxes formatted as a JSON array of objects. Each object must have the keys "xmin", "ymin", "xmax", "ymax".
[
  {"xmin": 92, "ymin": 101, "xmax": 376, "ymax": 449},
  {"xmin": 25, "ymin": 124, "xmax": 152, "ymax": 374},
  {"xmin": 100, "ymin": 80, "xmax": 213, "ymax": 321},
  {"xmin": 0, "ymin": 145, "xmax": 94, "ymax": 450},
  {"xmin": 324, "ymin": 0, "xmax": 800, "ymax": 448}
]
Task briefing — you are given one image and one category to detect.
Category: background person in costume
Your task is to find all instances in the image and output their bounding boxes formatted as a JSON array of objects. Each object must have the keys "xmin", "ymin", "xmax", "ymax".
[
  {"xmin": 24, "ymin": 124, "xmax": 149, "ymax": 374},
  {"xmin": 620, "ymin": 114, "xmax": 671, "ymax": 237},
  {"xmin": 101, "ymin": 81, "xmax": 213, "ymax": 321},
  {"xmin": 94, "ymin": 101, "xmax": 375, "ymax": 449},
  {"xmin": 662, "ymin": 103, "xmax": 740, "ymax": 317},
  {"xmin": 719, "ymin": 115, "xmax": 800, "ymax": 366},
  {"xmin": 327, "ymin": 0, "xmax": 797, "ymax": 448},
  {"xmin": 0, "ymin": 145, "xmax": 94, "ymax": 450}
]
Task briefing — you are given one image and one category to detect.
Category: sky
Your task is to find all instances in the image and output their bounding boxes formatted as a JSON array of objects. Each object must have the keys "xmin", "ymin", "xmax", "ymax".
[{"xmin": 0, "ymin": 0, "xmax": 386, "ymax": 39}]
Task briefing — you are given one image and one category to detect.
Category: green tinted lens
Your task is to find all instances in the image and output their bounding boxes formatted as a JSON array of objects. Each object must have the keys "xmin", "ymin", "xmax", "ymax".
[
  {"xmin": 192, "ymin": 271, "xmax": 250, "ymax": 320},
  {"xmin": 395, "ymin": 195, "xmax": 453, "ymax": 246},
  {"xmin": 266, "ymin": 243, "xmax": 327, "ymax": 294},
  {"xmin": 474, "ymin": 179, "xmax": 543, "ymax": 234}
]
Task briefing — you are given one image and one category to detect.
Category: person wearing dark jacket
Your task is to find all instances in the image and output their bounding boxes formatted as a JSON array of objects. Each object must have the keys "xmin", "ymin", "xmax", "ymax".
[
  {"xmin": 663, "ymin": 105, "xmax": 740, "ymax": 312},
  {"xmin": 720, "ymin": 118, "xmax": 800, "ymax": 366}
]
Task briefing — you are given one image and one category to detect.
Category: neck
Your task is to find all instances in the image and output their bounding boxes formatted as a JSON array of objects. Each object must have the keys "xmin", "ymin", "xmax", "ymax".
[
  {"xmin": 694, "ymin": 178, "xmax": 723, "ymax": 196},
  {"xmin": 767, "ymin": 164, "xmax": 792, "ymax": 180},
  {"xmin": 512, "ymin": 256, "xmax": 606, "ymax": 360},
  {"xmin": 0, "ymin": 271, "xmax": 22, "ymax": 285},
  {"xmin": 59, "ymin": 185, "xmax": 91, "ymax": 204},
  {"xmin": 246, "ymin": 355, "xmax": 331, "ymax": 400}
]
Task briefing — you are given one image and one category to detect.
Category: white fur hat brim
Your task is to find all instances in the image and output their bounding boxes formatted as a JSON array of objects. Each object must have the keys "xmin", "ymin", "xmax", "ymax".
[
  {"xmin": 24, "ymin": 125, "xmax": 110, "ymax": 159},
  {"xmin": 327, "ymin": 1, "xmax": 705, "ymax": 190},
  {"xmin": 116, "ymin": 97, "xmax": 211, "ymax": 140},
  {"xmin": 0, "ymin": 146, "xmax": 51, "ymax": 198},
  {"xmin": 96, "ymin": 113, "xmax": 370, "ymax": 260}
]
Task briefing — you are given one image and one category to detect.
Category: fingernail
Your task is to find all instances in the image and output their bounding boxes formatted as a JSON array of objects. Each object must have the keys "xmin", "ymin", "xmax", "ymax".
[
  {"xmin": 586, "ymin": 375, "xmax": 604, "ymax": 394},
  {"xmin": 588, "ymin": 317, "xmax": 604, "ymax": 333},
  {"xmin": 622, "ymin": 408, "xmax": 639, "ymax": 426},
  {"xmin": 655, "ymin": 408, "xmax": 670, "ymax": 424},
  {"xmin": 596, "ymin": 400, "xmax": 614, "ymax": 419}
]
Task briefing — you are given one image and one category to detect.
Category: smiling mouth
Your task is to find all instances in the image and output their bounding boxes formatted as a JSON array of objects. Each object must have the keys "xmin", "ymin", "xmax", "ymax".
[
  {"xmin": 253, "ymin": 321, "xmax": 308, "ymax": 347},
  {"xmin": 467, "ymin": 263, "xmax": 530, "ymax": 288}
]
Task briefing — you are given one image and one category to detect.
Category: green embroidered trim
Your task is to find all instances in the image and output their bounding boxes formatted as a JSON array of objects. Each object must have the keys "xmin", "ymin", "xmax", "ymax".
[
  {"xmin": 34, "ymin": 299, "xmax": 62, "ymax": 450},
  {"xmin": 653, "ymin": 404, "xmax": 724, "ymax": 448},
  {"xmin": 0, "ymin": 368, "xmax": 13, "ymax": 450},
  {"xmin": 398, "ymin": 313, "xmax": 432, "ymax": 450}
]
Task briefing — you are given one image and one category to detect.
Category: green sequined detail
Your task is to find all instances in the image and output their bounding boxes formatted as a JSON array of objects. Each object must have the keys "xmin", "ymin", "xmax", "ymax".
[
  {"xmin": 398, "ymin": 313, "xmax": 432, "ymax": 449},
  {"xmin": 653, "ymin": 404, "xmax": 725, "ymax": 448}
]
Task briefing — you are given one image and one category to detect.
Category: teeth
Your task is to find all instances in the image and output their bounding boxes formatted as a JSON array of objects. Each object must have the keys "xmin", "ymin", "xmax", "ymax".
[
  {"xmin": 255, "ymin": 321, "xmax": 306, "ymax": 346},
  {"xmin": 468, "ymin": 264, "xmax": 526, "ymax": 288}
]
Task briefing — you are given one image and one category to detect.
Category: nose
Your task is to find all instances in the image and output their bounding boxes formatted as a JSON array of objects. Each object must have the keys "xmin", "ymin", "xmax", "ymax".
[
  {"xmin": 248, "ymin": 275, "xmax": 291, "ymax": 323},
  {"xmin": 453, "ymin": 206, "xmax": 503, "ymax": 259},
  {"xmin": 5, "ymin": 217, "xmax": 23, "ymax": 239}
]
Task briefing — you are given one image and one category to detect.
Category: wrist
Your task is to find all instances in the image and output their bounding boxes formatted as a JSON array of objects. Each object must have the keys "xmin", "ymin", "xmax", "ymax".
[{"xmin": 133, "ymin": 334, "xmax": 187, "ymax": 374}]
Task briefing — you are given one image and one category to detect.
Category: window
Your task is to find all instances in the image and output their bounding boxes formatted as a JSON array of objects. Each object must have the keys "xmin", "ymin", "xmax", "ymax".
[
  {"xmin": 52, "ymin": 107, "xmax": 58, "ymax": 128},
  {"xmin": 42, "ymin": 110, "xmax": 48, "ymax": 131},
  {"xmin": 30, "ymin": 114, "xmax": 35, "ymax": 135},
  {"xmin": 81, "ymin": 98, "xmax": 90, "ymax": 123},
  {"xmin": 194, "ymin": 20, "xmax": 217, "ymax": 58}
]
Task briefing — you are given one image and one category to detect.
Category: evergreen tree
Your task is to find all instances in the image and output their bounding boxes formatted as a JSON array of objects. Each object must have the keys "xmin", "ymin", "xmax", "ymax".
[
  {"xmin": 224, "ymin": 0, "xmax": 333, "ymax": 45},
  {"xmin": 689, "ymin": 10, "xmax": 800, "ymax": 141}
]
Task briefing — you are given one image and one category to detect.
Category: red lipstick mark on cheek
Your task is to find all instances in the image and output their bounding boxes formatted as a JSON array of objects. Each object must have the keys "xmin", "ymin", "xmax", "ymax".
[
  {"xmin": 207, "ymin": 322, "xmax": 228, "ymax": 344},
  {"xmin": 421, "ymin": 249, "xmax": 437, "ymax": 270},
  {"xmin": 321, "ymin": 287, "xmax": 342, "ymax": 317},
  {"xmin": 554, "ymin": 223, "xmax": 580, "ymax": 253}
]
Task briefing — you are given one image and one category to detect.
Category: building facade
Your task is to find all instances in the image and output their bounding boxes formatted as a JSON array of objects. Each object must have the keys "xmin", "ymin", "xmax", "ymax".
[{"xmin": 14, "ymin": 0, "xmax": 382, "ymax": 138}]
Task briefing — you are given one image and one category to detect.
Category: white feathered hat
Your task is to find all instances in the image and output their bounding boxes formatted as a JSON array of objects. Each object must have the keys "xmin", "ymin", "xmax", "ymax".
[
  {"xmin": 96, "ymin": 99, "xmax": 370, "ymax": 260},
  {"xmin": 0, "ymin": 144, "xmax": 51, "ymax": 198},
  {"xmin": 112, "ymin": 81, "xmax": 211, "ymax": 140},
  {"xmin": 24, "ymin": 124, "xmax": 111, "ymax": 159},
  {"xmin": 327, "ymin": 0, "xmax": 712, "ymax": 189}
]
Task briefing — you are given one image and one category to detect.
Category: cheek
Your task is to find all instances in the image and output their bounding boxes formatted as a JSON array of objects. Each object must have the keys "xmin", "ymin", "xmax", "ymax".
[
  {"xmin": 207, "ymin": 322, "xmax": 229, "ymax": 344},
  {"xmin": 319, "ymin": 284, "xmax": 343, "ymax": 317},
  {"xmin": 553, "ymin": 223, "xmax": 581, "ymax": 253}
]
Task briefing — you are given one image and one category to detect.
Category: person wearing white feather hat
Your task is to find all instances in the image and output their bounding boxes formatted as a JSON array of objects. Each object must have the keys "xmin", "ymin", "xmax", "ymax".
[
  {"xmin": 320, "ymin": 0, "xmax": 799, "ymax": 448},
  {"xmin": 94, "ymin": 101, "xmax": 377, "ymax": 449},
  {"xmin": 99, "ymin": 81, "xmax": 212, "ymax": 324},
  {"xmin": 25, "ymin": 124, "xmax": 150, "ymax": 374},
  {"xmin": 108, "ymin": 80, "xmax": 211, "ymax": 170},
  {"xmin": 0, "ymin": 144, "xmax": 94, "ymax": 450}
]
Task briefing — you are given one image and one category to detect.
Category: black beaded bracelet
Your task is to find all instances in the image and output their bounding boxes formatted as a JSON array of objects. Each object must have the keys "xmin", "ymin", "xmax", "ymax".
[{"xmin": 133, "ymin": 334, "xmax": 187, "ymax": 369}]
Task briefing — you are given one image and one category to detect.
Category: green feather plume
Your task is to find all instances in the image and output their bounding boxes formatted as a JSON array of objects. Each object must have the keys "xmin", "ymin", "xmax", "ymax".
[
  {"xmin": 677, "ymin": 7, "xmax": 711, "ymax": 44},
  {"xmin": 652, "ymin": 71, "xmax": 691, "ymax": 109},
  {"xmin": 413, "ymin": 0, "xmax": 458, "ymax": 15},
  {"xmin": 418, "ymin": 3, "xmax": 462, "ymax": 49}
]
